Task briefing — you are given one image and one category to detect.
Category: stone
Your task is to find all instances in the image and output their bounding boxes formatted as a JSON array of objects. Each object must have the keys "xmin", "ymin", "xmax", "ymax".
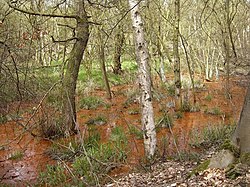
[{"xmin": 209, "ymin": 149, "xmax": 235, "ymax": 169}]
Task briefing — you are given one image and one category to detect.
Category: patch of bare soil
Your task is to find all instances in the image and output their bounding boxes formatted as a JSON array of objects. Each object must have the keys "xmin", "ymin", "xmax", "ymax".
[{"xmin": 0, "ymin": 122, "xmax": 52, "ymax": 186}]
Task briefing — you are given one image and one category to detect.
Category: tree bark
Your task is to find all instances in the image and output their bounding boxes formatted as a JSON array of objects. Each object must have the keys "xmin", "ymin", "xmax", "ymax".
[
  {"xmin": 173, "ymin": 0, "xmax": 182, "ymax": 109},
  {"xmin": 62, "ymin": 0, "xmax": 89, "ymax": 135},
  {"xmin": 232, "ymin": 83, "xmax": 250, "ymax": 153},
  {"xmin": 128, "ymin": 0, "xmax": 157, "ymax": 159},
  {"xmin": 98, "ymin": 29, "xmax": 112, "ymax": 99},
  {"xmin": 113, "ymin": 28, "xmax": 124, "ymax": 75}
]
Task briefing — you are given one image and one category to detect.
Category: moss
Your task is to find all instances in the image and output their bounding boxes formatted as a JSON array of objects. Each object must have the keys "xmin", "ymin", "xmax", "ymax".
[
  {"xmin": 188, "ymin": 160, "xmax": 210, "ymax": 177},
  {"xmin": 220, "ymin": 139, "xmax": 240, "ymax": 157},
  {"xmin": 226, "ymin": 162, "xmax": 248, "ymax": 179},
  {"xmin": 240, "ymin": 152, "xmax": 250, "ymax": 165}
]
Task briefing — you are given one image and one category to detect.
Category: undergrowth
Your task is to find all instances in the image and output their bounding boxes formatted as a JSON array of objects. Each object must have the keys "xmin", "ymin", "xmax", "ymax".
[
  {"xmin": 189, "ymin": 123, "xmax": 236, "ymax": 148},
  {"xmin": 79, "ymin": 96, "xmax": 110, "ymax": 110},
  {"xmin": 39, "ymin": 126, "xmax": 128, "ymax": 186}
]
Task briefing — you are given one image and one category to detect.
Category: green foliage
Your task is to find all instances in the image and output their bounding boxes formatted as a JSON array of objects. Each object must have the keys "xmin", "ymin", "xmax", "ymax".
[
  {"xmin": 156, "ymin": 113, "xmax": 173, "ymax": 128},
  {"xmin": 181, "ymin": 100, "xmax": 191, "ymax": 112},
  {"xmin": 174, "ymin": 151, "xmax": 201, "ymax": 162},
  {"xmin": 123, "ymin": 88, "xmax": 140, "ymax": 107},
  {"xmin": 79, "ymin": 96, "xmax": 109, "ymax": 110},
  {"xmin": 226, "ymin": 163, "xmax": 248, "ymax": 179},
  {"xmin": 190, "ymin": 103, "xmax": 201, "ymax": 112},
  {"xmin": 129, "ymin": 125, "xmax": 143, "ymax": 140},
  {"xmin": 204, "ymin": 107, "xmax": 223, "ymax": 115},
  {"xmin": 189, "ymin": 124, "xmax": 236, "ymax": 148},
  {"xmin": 121, "ymin": 60, "xmax": 138, "ymax": 71},
  {"xmin": 220, "ymin": 139, "xmax": 240, "ymax": 157},
  {"xmin": 240, "ymin": 153, "xmax": 250, "ymax": 165},
  {"xmin": 166, "ymin": 84, "xmax": 175, "ymax": 96},
  {"xmin": 205, "ymin": 94, "xmax": 213, "ymax": 101},
  {"xmin": 46, "ymin": 88, "xmax": 62, "ymax": 109},
  {"xmin": 39, "ymin": 165, "xmax": 67, "ymax": 186},
  {"xmin": 0, "ymin": 114, "xmax": 7, "ymax": 124},
  {"xmin": 174, "ymin": 111, "xmax": 183, "ymax": 119},
  {"xmin": 8, "ymin": 150, "xmax": 24, "ymax": 160},
  {"xmin": 44, "ymin": 126, "xmax": 128, "ymax": 186},
  {"xmin": 110, "ymin": 126, "xmax": 128, "ymax": 145},
  {"xmin": 189, "ymin": 160, "xmax": 210, "ymax": 177}
]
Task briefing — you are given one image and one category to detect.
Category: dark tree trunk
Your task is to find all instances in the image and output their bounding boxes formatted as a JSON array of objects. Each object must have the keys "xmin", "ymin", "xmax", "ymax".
[
  {"xmin": 113, "ymin": 29, "xmax": 124, "ymax": 75},
  {"xmin": 173, "ymin": 0, "xmax": 182, "ymax": 110},
  {"xmin": 62, "ymin": 1, "xmax": 89, "ymax": 135}
]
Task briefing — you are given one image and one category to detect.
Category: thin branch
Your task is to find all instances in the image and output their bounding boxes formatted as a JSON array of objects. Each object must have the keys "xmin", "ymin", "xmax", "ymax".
[
  {"xmin": 8, "ymin": 3, "xmax": 79, "ymax": 19},
  {"xmin": 51, "ymin": 36, "xmax": 78, "ymax": 43},
  {"xmin": 57, "ymin": 23, "xmax": 75, "ymax": 30}
]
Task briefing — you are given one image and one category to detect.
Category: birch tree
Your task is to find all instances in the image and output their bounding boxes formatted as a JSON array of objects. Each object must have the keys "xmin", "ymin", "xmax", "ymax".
[{"xmin": 128, "ymin": 0, "xmax": 156, "ymax": 159}]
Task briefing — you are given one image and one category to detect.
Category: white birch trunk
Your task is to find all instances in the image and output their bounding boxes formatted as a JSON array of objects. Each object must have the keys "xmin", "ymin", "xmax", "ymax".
[{"xmin": 128, "ymin": 0, "xmax": 156, "ymax": 158}]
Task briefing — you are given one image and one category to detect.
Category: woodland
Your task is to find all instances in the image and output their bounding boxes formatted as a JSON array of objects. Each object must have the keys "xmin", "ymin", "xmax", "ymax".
[{"xmin": 0, "ymin": 0, "xmax": 249, "ymax": 186}]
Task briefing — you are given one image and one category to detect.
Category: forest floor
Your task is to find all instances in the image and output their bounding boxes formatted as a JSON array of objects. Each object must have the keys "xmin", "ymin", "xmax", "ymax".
[{"xmin": 0, "ymin": 74, "xmax": 249, "ymax": 186}]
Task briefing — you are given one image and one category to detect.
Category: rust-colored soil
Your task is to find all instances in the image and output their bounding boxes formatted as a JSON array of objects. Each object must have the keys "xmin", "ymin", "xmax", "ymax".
[{"xmin": 0, "ymin": 76, "xmax": 248, "ymax": 185}]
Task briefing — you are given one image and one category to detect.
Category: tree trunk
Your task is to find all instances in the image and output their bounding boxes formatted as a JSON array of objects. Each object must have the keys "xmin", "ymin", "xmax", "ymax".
[
  {"xmin": 98, "ymin": 29, "xmax": 112, "ymax": 99},
  {"xmin": 113, "ymin": 28, "xmax": 124, "ymax": 75},
  {"xmin": 128, "ymin": 0, "xmax": 156, "ymax": 159},
  {"xmin": 173, "ymin": 0, "xmax": 182, "ymax": 110},
  {"xmin": 224, "ymin": 0, "xmax": 231, "ymax": 95},
  {"xmin": 232, "ymin": 83, "xmax": 250, "ymax": 153},
  {"xmin": 62, "ymin": 1, "xmax": 89, "ymax": 135}
]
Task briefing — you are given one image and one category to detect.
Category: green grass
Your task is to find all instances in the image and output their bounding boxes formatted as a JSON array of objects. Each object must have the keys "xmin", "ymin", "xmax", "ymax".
[
  {"xmin": 189, "ymin": 123, "xmax": 236, "ymax": 148},
  {"xmin": 129, "ymin": 125, "xmax": 143, "ymax": 140},
  {"xmin": 79, "ymin": 96, "xmax": 109, "ymax": 110},
  {"xmin": 174, "ymin": 151, "xmax": 201, "ymax": 162},
  {"xmin": 204, "ymin": 107, "xmax": 223, "ymax": 115},
  {"xmin": 0, "ymin": 114, "xmax": 8, "ymax": 124},
  {"xmin": 204, "ymin": 94, "xmax": 213, "ymax": 101},
  {"xmin": 110, "ymin": 126, "xmax": 128, "ymax": 145},
  {"xmin": 8, "ymin": 150, "xmax": 24, "ymax": 160},
  {"xmin": 174, "ymin": 111, "xmax": 183, "ymax": 119},
  {"xmin": 42, "ymin": 126, "xmax": 128, "ymax": 186},
  {"xmin": 156, "ymin": 113, "xmax": 173, "ymax": 128},
  {"xmin": 39, "ymin": 164, "xmax": 67, "ymax": 186},
  {"xmin": 181, "ymin": 101, "xmax": 191, "ymax": 112},
  {"xmin": 166, "ymin": 84, "xmax": 175, "ymax": 96},
  {"xmin": 121, "ymin": 60, "xmax": 138, "ymax": 71}
]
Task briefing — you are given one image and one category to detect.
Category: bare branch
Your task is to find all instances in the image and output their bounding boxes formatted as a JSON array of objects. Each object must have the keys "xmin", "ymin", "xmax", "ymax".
[
  {"xmin": 51, "ymin": 36, "xmax": 78, "ymax": 43},
  {"xmin": 8, "ymin": 3, "xmax": 79, "ymax": 19}
]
